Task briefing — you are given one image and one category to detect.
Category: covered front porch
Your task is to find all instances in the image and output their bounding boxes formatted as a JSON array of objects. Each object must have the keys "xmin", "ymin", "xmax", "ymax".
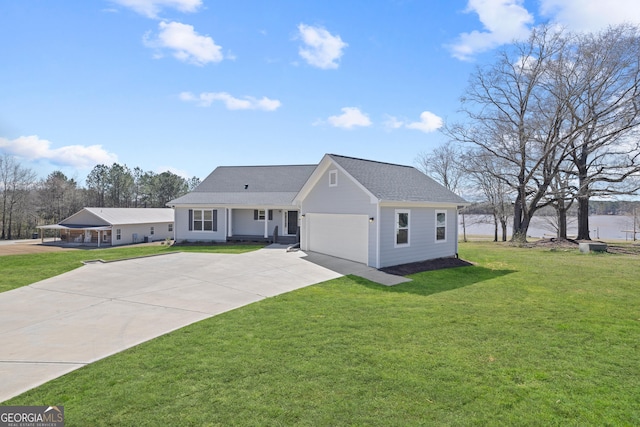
[{"xmin": 225, "ymin": 207, "xmax": 300, "ymax": 244}]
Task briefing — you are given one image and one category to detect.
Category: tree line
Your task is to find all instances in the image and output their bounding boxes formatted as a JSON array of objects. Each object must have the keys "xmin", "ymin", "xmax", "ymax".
[
  {"xmin": 418, "ymin": 24, "xmax": 640, "ymax": 242},
  {"xmin": 0, "ymin": 155, "xmax": 199, "ymax": 240}
]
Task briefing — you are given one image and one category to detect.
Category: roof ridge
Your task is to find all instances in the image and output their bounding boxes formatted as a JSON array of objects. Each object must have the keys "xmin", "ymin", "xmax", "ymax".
[
  {"xmin": 328, "ymin": 153, "xmax": 413, "ymax": 168},
  {"xmin": 217, "ymin": 164, "xmax": 316, "ymax": 168}
]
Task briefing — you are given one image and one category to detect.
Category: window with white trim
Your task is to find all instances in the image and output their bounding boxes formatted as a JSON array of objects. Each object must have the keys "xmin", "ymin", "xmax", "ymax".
[
  {"xmin": 116, "ymin": 229, "xmax": 121, "ymax": 240},
  {"xmin": 150, "ymin": 226, "xmax": 155, "ymax": 235},
  {"xmin": 436, "ymin": 210, "xmax": 447, "ymax": 242},
  {"xmin": 395, "ymin": 210, "xmax": 410, "ymax": 246},
  {"xmin": 329, "ymin": 169, "xmax": 338, "ymax": 187},
  {"xmin": 168, "ymin": 223, "xmax": 173, "ymax": 232},
  {"xmin": 254, "ymin": 210, "xmax": 273, "ymax": 221},
  {"xmin": 190, "ymin": 209, "xmax": 217, "ymax": 231}
]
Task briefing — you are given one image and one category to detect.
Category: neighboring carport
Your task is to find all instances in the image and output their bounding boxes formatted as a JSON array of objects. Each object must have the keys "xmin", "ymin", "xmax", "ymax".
[{"xmin": 36, "ymin": 224, "xmax": 112, "ymax": 247}]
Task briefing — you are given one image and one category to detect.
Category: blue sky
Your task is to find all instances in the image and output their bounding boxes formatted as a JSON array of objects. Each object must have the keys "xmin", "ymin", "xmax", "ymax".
[{"xmin": 1, "ymin": 0, "xmax": 640, "ymax": 182}]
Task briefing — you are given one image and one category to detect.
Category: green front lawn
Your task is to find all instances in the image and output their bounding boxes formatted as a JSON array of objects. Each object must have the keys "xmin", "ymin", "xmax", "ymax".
[
  {"xmin": 4, "ymin": 242, "xmax": 640, "ymax": 425},
  {"xmin": 0, "ymin": 244, "xmax": 264, "ymax": 293}
]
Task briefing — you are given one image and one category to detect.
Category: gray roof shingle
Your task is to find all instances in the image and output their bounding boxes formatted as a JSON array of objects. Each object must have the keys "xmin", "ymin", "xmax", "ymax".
[
  {"xmin": 169, "ymin": 155, "xmax": 467, "ymax": 206},
  {"xmin": 328, "ymin": 154, "xmax": 467, "ymax": 204},
  {"xmin": 170, "ymin": 164, "xmax": 316, "ymax": 206}
]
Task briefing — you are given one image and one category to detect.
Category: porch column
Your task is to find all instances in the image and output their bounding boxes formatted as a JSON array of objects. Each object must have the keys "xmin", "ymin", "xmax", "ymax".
[
  {"xmin": 227, "ymin": 208, "xmax": 233, "ymax": 238},
  {"xmin": 98, "ymin": 230, "xmax": 101, "ymax": 248},
  {"xmin": 264, "ymin": 207, "xmax": 268, "ymax": 238}
]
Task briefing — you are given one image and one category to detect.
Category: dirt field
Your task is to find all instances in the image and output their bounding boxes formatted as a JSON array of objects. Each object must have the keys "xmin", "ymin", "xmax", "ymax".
[{"xmin": 0, "ymin": 240, "xmax": 79, "ymax": 256}]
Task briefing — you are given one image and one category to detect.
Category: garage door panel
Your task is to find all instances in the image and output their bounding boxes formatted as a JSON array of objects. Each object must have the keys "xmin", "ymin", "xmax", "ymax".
[{"xmin": 307, "ymin": 214, "xmax": 368, "ymax": 264}]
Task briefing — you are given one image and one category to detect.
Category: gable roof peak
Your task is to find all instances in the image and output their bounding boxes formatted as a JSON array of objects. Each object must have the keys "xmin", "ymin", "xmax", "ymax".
[{"xmin": 326, "ymin": 153, "xmax": 412, "ymax": 169}]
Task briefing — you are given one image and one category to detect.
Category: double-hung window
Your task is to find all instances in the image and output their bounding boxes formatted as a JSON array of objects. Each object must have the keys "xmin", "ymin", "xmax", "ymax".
[
  {"xmin": 436, "ymin": 210, "xmax": 447, "ymax": 242},
  {"xmin": 254, "ymin": 210, "xmax": 273, "ymax": 221},
  {"xmin": 395, "ymin": 210, "xmax": 410, "ymax": 246},
  {"xmin": 189, "ymin": 209, "xmax": 217, "ymax": 231}
]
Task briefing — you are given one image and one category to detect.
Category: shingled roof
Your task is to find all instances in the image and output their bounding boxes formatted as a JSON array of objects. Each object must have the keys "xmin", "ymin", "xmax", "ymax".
[
  {"xmin": 169, "ymin": 164, "xmax": 316, "ymax": 206},
  {"xmin": 170, "ymin": 155, "xmax": 467, "ymax": 207},
  {"xmin": 327, "ymin": 154, "xmax": 467, "ymax": 204}
]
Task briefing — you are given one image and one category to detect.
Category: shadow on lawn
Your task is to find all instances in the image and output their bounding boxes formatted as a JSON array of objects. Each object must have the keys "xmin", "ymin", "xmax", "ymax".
[{"xmin": 351, "ymin": 265, "xmax": 515, "ymax": 297}]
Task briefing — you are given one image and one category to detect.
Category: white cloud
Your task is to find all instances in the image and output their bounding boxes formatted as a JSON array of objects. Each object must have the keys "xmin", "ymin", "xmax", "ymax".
[
  {"xmin": 448, "ymin": 0, "xmax": 534, "ymax": 60},
  {"xmin": 144, "ymin": 21, "xmax": 223, "ymax": 66},
  {"xmin": 383, "ymin": 115, "xmax": 404, "ymax": 130},
  {"xmin": 110, "ymin": 0, "xmax": 202, "ymax": 19},
  {"xmin": 0, "ymin": 135, "xmax": 118, "ymax": 168},
  {"xmin": 406, "ymin": 111, "xmax": 444, "ymax": 133},
  {"xmin": 384, "ymin": 112, "xmax": 443, "ymax": 133},
  {"xmin": 539, "ymin": 0, "xmax": 640, "ymax": 32},
  {"xmin": 297, "ymin": 24, "xmax": 348, "ymax": 69},
  {"xmin": 180, "ymin": 91, "xmax": 282, "ymax": 111},
  {"xmin": 326, "ymin": 107, "xmax": 371, "ymax": 129}
]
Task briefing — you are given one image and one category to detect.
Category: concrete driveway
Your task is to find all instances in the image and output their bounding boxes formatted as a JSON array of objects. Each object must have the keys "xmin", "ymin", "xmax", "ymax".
[{"xmin": 0, "ymin": 245, "xmax": 343, "ymax": 402}]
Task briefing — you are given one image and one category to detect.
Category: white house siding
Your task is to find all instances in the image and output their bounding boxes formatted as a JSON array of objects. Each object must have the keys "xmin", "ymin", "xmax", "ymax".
[
  {"xmin": 174, "ymin": 207, "xmax": 226, "ymax": 243},
  {"xmin": 300, "ymin": 166, "xmax": 378, "ymax": 266},
  {"xmin": 378, "ymin": 206, "xmax": 458, "ymax": 268},
  {"xmin": 113, "ymin": 222, "xmax": 173, "ymax": 245}
]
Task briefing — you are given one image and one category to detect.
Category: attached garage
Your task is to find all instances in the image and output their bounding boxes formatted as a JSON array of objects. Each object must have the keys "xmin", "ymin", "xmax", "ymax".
[{"xmin": 304, "ymin": 213, "xmax": 369, "ymax": 264}]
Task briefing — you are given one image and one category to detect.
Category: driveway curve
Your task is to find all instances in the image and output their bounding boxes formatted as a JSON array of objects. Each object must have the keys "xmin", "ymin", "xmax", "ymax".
[{"xmin": 0, "ymin": 245, "xmax": 342, "ymax": 402}]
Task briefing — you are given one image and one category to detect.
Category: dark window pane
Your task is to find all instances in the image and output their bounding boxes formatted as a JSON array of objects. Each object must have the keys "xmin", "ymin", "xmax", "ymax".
[
  {"xmin": 397, "ymin": 229, "xmax": 408, "ymax": 244},
  {"xmin": 398, "ymin": 213, "xmax": 408, "ymax": 228}
]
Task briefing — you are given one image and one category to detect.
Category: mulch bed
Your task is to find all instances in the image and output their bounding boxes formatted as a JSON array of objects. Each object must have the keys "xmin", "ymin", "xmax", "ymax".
[{"xmin": 381, "ymin": 257, "xmax": 474, "ymax": 276}]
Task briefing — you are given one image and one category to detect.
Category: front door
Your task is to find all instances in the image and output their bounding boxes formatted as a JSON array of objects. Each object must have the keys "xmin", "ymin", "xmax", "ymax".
[{"xmin": 285, "ymin": 211, "xmax": 298, "ymax": 235}]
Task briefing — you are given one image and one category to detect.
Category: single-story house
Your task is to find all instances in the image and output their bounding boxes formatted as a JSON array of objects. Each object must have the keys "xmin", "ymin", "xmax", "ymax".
[
  {"xmin": 38, "ymin": 207, "xmax": 174, "ymax": 247},
  {"xmin": 169, "ymin": 154, "xmax": 468, "ymax": 268}
]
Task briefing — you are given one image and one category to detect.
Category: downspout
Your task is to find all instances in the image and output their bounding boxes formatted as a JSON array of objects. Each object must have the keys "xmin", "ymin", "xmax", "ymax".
[
  {"xmin": 375, "ymin": 203, "xmax": 381, "ymax": 269},
  {"xmin": 455, "ymin": 207, "xmax": 460, "ymax": 258}
]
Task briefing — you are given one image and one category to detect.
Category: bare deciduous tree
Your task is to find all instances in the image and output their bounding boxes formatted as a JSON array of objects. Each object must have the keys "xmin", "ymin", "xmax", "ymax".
[
  {"xmin": 0, "ymin": 154, "xmax": 37, "ymax": 239},
  {"xmin": 446, "ymin": 26, "xmax": 578, "ymax": 242},
  {"xmin": 415, "ymin": 141, "xmax": 465, "ymax": 194},
  {"xmin": 565, "ymin": 24, "xmax": 640, "ymax": 239}
]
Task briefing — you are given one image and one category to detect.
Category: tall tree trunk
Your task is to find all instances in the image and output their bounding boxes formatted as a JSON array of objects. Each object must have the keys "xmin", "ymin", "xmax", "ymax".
[
  {"xmin": 576, "ymin": 154, "xmax": 591, "ymax": 239},
  {"xmin": 512, "ymin": 192, "xmax": 531, "ymax": 242},
  {"xmin": 556, "ymin": 199, "xmax": 568, "ymax": 239},
  {"xmin": 557, "ymin": 208, "xmax": 567, "ymax": 239},
  {"xmin": 577, "ymin": 196, "xmax": 590, "ymax": 240},
  {"xmin": 501, "ymin": 219, "xmax": 508, "ymax": 242},
  {"xmin": 493, "ymin": 215, "xmax": 498, "ymax": 242}
]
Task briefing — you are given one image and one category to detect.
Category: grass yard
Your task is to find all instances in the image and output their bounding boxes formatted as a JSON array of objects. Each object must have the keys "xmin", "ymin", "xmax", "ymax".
[
  {"xmin": 0, "ymin": 243, "xmax": 264, "ymax": 293},
  {"xmin": 4, "ymin": 242, "xmax": 640, "ymax": 425}
]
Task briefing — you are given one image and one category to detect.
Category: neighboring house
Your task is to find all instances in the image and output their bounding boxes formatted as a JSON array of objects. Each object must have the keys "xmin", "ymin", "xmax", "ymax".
[
  {"xmin": 169, "ymin": 154, "xmax": 468, "ymax": 268},
  {"xmin": 38, "ymin": 207, "xmax": 174, "ymax": 247}
]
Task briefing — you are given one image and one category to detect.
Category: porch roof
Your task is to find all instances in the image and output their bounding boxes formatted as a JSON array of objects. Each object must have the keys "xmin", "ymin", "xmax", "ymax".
[
  {"xmin": 169, "ymin": 191, "xmax": 299, "ymax": 206},
  {"xmin": 37, "ymin": 224, "xmax": 112, "ymax": 231}
]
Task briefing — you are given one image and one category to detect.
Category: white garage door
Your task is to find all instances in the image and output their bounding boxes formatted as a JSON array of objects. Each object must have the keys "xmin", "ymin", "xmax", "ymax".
[{"xmin": 306, "ymin": 213, "xmax": 368, "ymax": 264}]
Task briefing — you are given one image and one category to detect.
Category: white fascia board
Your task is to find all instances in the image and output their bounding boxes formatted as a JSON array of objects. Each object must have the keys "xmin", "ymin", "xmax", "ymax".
[
  {"xmin": 293, "ymin": 154, "xmax": 333, "ymax": 204},
  {"xmin": 378, "ymin": 200, "xmax": 467, "ymax": 208},
  {"xmin": 173, "ymin": 204, "xmax": 296, "ymax": 210}
]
